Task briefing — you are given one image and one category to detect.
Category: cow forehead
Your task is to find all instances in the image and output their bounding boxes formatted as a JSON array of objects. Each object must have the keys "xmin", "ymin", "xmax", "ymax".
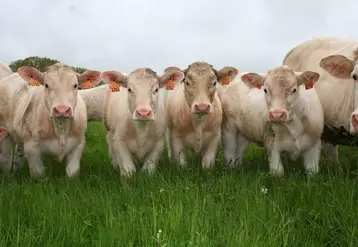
[
  {"xmin": 45, "ymin": 69, "xmax": 77, "ymax": 85},
  {"xmin": 265, "ymin": 67, "xmax": 296, "ymax": 90},
  {"xmin": 186, "ymin": 65, "xmax": 217, "ymax": 83},
  {"xmin": 128, "ymin": 68, "xmax": 159, "ymax": 87}
]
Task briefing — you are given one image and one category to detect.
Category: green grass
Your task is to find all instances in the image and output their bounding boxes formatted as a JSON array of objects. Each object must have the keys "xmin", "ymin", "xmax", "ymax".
[{"xmin": 0, "ymin": 122, "xmax": 357, "ymax": 247}]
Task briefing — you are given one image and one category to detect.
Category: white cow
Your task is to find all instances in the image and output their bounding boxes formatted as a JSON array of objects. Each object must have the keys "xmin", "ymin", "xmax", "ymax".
[
  {"xmin": 0, "ymin": 62, "xmax": 14, "ymax": 172},
  {"xmin": 164, "ymin": 62, "xmax": 238, "ymax": 169},
  {"xmin": 0, "ymin": 63, "xmax": 101, "ymax": 179},
  {"xmin": 221, "ymin": 66, "xmax": 324, "ymax": 177},
  {"xmin": 78, "ymin": 84, "xmax": 108, "ymax": 122},
  {"xmin": 101, "ymin": 68, "xmax": 183, "ymax": 176},
  {"xmin": 283, "ymin": 37, "xmax": 358, "ymax": 164}
]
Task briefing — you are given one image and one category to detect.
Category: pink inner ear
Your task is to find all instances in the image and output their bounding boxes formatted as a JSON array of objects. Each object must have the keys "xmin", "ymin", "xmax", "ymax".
[
  {"xmin": 172, "ymin": 71, "xmax": 183, "ymax": 80},
  {"xmin": 102, "ymin": 72, "xmax": 115, "ymax": 83},
  {"xmin": 0, "ymin": 128, "xmax": 7, "ymax": 141}
]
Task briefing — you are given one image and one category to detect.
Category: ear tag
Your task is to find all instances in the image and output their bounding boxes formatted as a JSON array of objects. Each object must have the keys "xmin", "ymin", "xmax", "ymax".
[
  {"xmin": 166, "ymin": 78, "xmax": 175, "ymax": 90},
  {"xmin": 81, "ymin": 80, "xmax": 93, "ymax": 89},
  {"xmin": 221, "ymin": 76, "xmax": 230, "ymax": 85},
  {"xmin": 109, "ymin": 81, "xmax": 120, "ymax": 92},
  {"xmin": 253, "ymin": 81, "xmax": 262, "ymax": 89},
  {"xmin": 29, "ymin": 78, "xmax": 40, "ymax": 86}
]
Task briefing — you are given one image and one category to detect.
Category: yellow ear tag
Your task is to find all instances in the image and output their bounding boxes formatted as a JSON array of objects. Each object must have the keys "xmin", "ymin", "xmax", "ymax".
[
  {"xmin": 81, "ymin": 80, "xmax": 93, "ymax": 89},
  {"xmin": 166, "ymin": 79, "xmax": 175, "ymax": 90},
  {"xmin": 221, "ymin": 76, "xmax": 230, "ymax": 85},
  {"xmin": 110, "ymin": 81, "xmax": 120, "ymax": 92},
  {"xmin": 29, "ymin": 78, "xmax": 40, "ymax": 86}
]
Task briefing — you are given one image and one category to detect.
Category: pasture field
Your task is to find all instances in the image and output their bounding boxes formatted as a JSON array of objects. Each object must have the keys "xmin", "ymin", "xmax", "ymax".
[{"xmin": 0, "ymin": 122, "xmax": 357, "ymax": 247}]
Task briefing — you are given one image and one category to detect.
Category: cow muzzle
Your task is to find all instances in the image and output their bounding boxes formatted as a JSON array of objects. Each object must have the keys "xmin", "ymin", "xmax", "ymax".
[
  {"xmin": 268, "ymin": 109, "xmax": 287, "ymax": 122},
  {"xmin": 52, "ymin": 105, "xmax": 73, "ymax": 118},
  {"xmin": 134, "ymin": 106, "xmax": 154, "ymax": 121},
  {"xmin": 192, "ymin": 103, "xmax": 211, "ymax": 114}
]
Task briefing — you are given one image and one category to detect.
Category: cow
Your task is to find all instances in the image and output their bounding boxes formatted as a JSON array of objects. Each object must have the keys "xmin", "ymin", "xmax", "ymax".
[
  {"xmin": 164, "ymin": 62, "xmax": 238, "ymax": 169},
  {"xmin": 283, "ymin": 37, "xmax": 358, "ymax": 165},
  {"xmin": 0, "ymin": 62, "xmax": 14, "ymax": 172},
  {"xmin": 101, "ymin": 68, "xmax": 183, "ymax": 176},
  {"xmin": 0, "ymin": 63, "xmax": 101, "ymax": 179},
  {"xmin": 218, "ymin": 72, "xmax": 267, "ymax": 168},
  {"xmin": 78, "ymin": 84, "xmax": 108, "ymax": 122},
  {"xmin": 221, "ymin": 66, "xmax": 323, "ymax": 177}
]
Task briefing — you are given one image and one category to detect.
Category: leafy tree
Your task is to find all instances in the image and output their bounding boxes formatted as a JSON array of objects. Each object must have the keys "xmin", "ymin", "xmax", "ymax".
[
  {"xmin": 9, "ymin": 56, "xmax": 105, "ymax": 88},
  {"xmin": 9, "ymin": 56, "xmax": 60, "ymax": 72}
]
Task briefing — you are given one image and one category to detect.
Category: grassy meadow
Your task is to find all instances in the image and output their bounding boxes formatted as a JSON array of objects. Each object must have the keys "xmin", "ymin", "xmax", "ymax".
[{"xmin": 0, "ymin": 122, "xmax": 357, "ymax": 246}]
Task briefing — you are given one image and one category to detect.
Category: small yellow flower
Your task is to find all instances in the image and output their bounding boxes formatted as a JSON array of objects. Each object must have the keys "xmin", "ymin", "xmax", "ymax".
[{"xmin": 159, "ymin": 188, "xmax": 165, "ymax": 193}]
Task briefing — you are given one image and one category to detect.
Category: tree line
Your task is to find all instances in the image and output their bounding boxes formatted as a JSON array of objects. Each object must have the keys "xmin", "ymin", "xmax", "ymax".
[{"xmin": 9, "ymin": 56, "xmax": 105, "ymax": 88}]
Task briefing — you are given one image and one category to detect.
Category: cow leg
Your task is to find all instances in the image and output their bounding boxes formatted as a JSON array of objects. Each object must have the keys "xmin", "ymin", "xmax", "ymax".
[
  {"xmin": 0, "ymin": 136, "xmax": 13, "ymax": 173},
  {"xmin": 165, "ymin": 128, "xmax": 172, "ymax": 158},
  {"xmin": 24, "ymin": 141, "xmax": 44, "ymax": 179},
  {"xmin": 65, "ymin": 135, "xmax": 85, "ymax": 178},
  {"xmin": 142, "ymin": 138, "xmax": 165, "ymax": 174},
  {"xmin": 321, "ymin": 141, "xmax": 340, "ymax": 166},
  {"xmin": 268, "ymin": 149, "xmax": 284, "ymax": 177},
  {"xmin": 113, "ymin": 139, "xmax": 136, "ymax": 177},
  {"xmin": 170, "ymin": 134, "xmax": 187, "ymax": 167},
  {"xmin": 303, "ymin": 140, "xmax": 321, "ymax": 178},
  {"xmin": 235, "ymin": 133, "xmax": 250, "ymax": 168},
  {"xmin": 13, "ymin": 142, "xmax": 25, "ymax": 172},
  {"xmin": 106, "ymin": 130, "xmax": 117, "ymax": 169},
  {"xmin": 222, "ymin": 121, "xmax": 238, "ymax": 167},
  {"xmin": 202, "ymin": 133, "xmax": 221, "ymax": 169}
]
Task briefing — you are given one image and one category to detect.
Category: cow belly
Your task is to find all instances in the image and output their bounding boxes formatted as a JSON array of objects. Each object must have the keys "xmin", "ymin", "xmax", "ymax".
[{"xmin": 40, "ymin": 137, "xmax": 81, "ymax": 158}]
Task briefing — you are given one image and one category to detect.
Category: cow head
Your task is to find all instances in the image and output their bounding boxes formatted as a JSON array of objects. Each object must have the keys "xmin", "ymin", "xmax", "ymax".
[
  {"xmin": 17, "ymin": 63, "xmax": 101, "ymax": 119},
  {"xmin": 241, "ymin": 66, "xmax": 320, "ymax": 123},
  {"xmin": 164, "ymin": 62, "xmax": 238, "ymax": 115},
  {"xmin": 101, "ymin": 68, "xmax": 184, "ymax": 121}
]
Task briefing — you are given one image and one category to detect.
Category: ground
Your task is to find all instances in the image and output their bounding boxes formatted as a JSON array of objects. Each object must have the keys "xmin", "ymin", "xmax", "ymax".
[{"xmin": 0, "ymin": 122, "xmax": 357, "ymax": 246}]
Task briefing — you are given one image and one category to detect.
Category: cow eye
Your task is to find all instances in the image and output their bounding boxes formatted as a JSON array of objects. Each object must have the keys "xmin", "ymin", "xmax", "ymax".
[
  {"xmin": 184, "ymin": 80, "xmax": 189, "ymax": 86},
  {"xmin": 45, "ymin": 84, "xmax": 49, "ymax": 89},
  {"xmin": 213, "ymin": 81, "xmax": 217, "ymax": 87},
  {"xmin": 353, "ymin": 74, "xmax": 357, "ymax": 81},
  {"xmin": 264, "ymin": 88, "xmax": 267, "ymax": 94},
  {"xmin": 292, "ymin": 88, "xmax": 297, "ymax": 94},
  {"xmin": 154, "ymin": 88, "xmax": 159, "ymax": 93},
  {"xmin": 128, "ymin": 88, "xmax": 132, "ymax": 93},
  {"xmin": 74, "ymin": 84, "xmax": 78, "ymax": 89}
]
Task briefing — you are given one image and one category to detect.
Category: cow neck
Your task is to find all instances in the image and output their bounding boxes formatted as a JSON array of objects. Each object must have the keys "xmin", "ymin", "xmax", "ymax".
[
  {"xmin": 51, "ymin": 117, "xmax": 71, "ymax": 151},
  {"xmin": 133, "ymin": 120, "xmax": 152, "ymax": 148},
  {"xmin": 191, "ymin": 114, "xmax": 207, "ymax": 154}
]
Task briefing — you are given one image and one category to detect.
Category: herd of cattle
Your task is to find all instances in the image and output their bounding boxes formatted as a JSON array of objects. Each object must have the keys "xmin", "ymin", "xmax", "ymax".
[{"xmin": 0, "ymin": 36, "xmax": 357, "ymax": 180}]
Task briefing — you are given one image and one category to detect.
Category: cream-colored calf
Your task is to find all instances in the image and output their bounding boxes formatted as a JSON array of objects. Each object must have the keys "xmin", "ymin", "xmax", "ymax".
[
  {"xmin": 102, "ymin": 68, "xmax": 183, "ymax": 176},
  {"xmin": 164, "ymin": 62, "xmax": 238, "ymax": 169},
  {"xmin": 239, "ymin": 66, "xmax": 323, "ymax": 177},
  {"xmin": 0, "ymin": 63, "xmax": 101, "ymax": 179}
]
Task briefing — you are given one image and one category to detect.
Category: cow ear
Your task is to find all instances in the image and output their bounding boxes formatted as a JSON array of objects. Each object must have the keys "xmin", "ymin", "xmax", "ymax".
[
  {"xmin": 164, "ymin": 66, "xmax": 182, "ymax": 73},
  {"xmin": 319, "ymin": 54, "xmax": 354, "ymax": 79},
  {"xmin": 159, "ymin": 70, "xmax": 185, "ymax": 90},
  {"xmin": 297, "ymin": 71, "xmax": 320, "ymax": 90},
  {"xmin": 241, "ymin": 73, "xmax": 265, "ymax": 89},
  {"xmin": 17, "ymin": 66, "xmax": 44, "ymax": 86},
  {"xmin": 216, "ymin": 67, "xmax": 238, "ymax": 85},
  {"xmin": 0, "ymin": 62, "xmax": 13, "ymax": 78},
  {"xmin": 77, "ymin": 70, "xmax": 101, "ymax": 89},
  {"xmin": 101, "ymin": 71, "xmax": 127, "ymax": 92}
]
